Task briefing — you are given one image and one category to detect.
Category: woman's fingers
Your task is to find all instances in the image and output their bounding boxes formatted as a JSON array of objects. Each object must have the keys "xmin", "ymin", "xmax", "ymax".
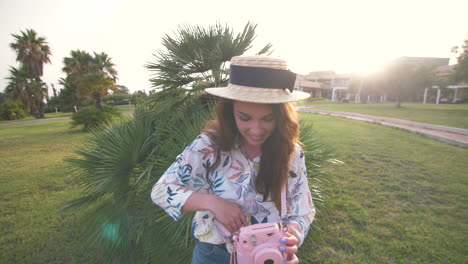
[
  {"xmin": 240, "ymin": 211, "xmax": 249, "ymax": 226},
  {"xmin": 279, "ymin": 244, "xmax": 298, "ymax": 255},
  {"xmin": 281, "ymin": 234, "xmax": 299, "ymax": 246},
  {"xmin": 211, "ymin": 197, "xmax": 247, "ymax": 233},
  {"xmin": 285, "ymin": 254, "xmax": 299, "ymax": 264},
  {"xmin": 280, "ymin": 234, "xmax": 298, "ymax": 261}
]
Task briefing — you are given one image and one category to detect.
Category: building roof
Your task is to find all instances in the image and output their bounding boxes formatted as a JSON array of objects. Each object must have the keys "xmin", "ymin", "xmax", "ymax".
[
  {"xmin": 296, "ymin": 80, "xmax": 322, "ymax": 88},
  {"xmin": 397, "ymin": 57, "xmax": 450, "ymax": 67},
  {"xmin": 305, "ymin": 71, "xmax": 336, "ymax": 80},
  {"xmin": 295, "ymin": 74, "xmax": 322, "ymax": 88}
]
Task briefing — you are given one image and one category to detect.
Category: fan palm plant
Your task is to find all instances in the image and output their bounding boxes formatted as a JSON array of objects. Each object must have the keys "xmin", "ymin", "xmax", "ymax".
[
  {"xmin": 64, "ymin": 100, "xmax": 212, "ymax": 263},
  {"xmin": 64, "ymin": 99, "xmax": 337, "ymax": 263},
  {"xmin": 146, "ymin": 22, "xmax": 272, "ymax": 98}
]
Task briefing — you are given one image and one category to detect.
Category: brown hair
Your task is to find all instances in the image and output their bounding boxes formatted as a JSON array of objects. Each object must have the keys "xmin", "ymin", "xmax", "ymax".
[{"xmin": 202, "ymin": 99, "xmax": 300, "ymax": 211}]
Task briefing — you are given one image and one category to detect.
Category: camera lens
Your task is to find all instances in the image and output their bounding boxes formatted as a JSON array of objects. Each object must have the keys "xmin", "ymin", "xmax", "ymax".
[{"xmin": 264, "ymin": 260, "xmax": 274, "ymax": 264}]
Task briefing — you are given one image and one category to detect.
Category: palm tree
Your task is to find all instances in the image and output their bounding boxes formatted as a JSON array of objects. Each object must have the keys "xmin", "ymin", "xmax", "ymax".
[
  {"xmin": 5, "ymin": 66, "xmax": 47, "ymax": 116},
  {"xmin": 61, "ymin": 50, "xmax": 118, "ymax": 110},
  {"xmin": 80, "ymin": 72, "xmax": 117, "ymax": 109},
  {"xmin": 10, "ymin": 29, "xmax": 51, "ymax": 77},
  {"xmin": 5, "ymin": 66, "xmax": 29, "ymax": 108},
  {"xmin": 453, "ymin": 38, "xmax": 468, "ymax": 83},
  {"xmin": 146, "ymin": 22, "xmax": 272, "ymax": 97},
  {"xmin": 93, "ymin": 52, "xmax": 118, "ymax": 81},
  {"xmin": 62, "ymin": 50, "xmax": 93, "ymax": 76},
  {"xmin": 9, "ymin": 29, "xmax": 51, "ymax": 117}
]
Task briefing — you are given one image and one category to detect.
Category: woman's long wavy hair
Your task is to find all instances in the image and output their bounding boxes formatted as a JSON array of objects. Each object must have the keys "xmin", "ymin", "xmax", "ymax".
[{"xmin": 202, "ymin": 98, "xmax": 300, "ymax": 211}]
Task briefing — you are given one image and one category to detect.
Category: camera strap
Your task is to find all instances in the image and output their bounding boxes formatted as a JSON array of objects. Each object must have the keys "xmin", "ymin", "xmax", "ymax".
[{"xmin": 280, "ymin": 185, "xmax": 287, "ymax": 219}]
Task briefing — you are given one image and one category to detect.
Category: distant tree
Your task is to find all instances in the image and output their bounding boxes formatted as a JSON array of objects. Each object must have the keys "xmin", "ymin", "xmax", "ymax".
[
  {"xmin": 146, "ymin": 22, "xmax": 272, "ymax": 99},
  {"xmin": 0, "ymin": 92, "xmax": 7, "ymax": 104},
  {"xmin": 57, "ymin": 77, "xmax": 81, "ymax": 111},
  {"xmin": 452, "ymin": 37, "xmax": 468, "ymax": 83},
  {"xmin": 349, "ymin": 72, "xmax": 388, "ymax": 103},
  {"xmin": 381, "ymin": 61, "xmax": 436, "ymax": 107},
  {"xmin": 52, "ymin": 84, "xmax": 58, "ymax": 98},
  {"xmin": 130, "ymin": 90, "xmax": 148, "ymax": 105},
  {"xmin": 104, "ymin": 93, "xmax": 131, "ymax": 105},
  {"xmin": 5, "ymin": 66, "xmax": 48, "ymax": 115},
  {"xmin": 8, "ymin": 29, "xmax": 51, "ymax": 117},
  {"xmin": 407, "ymin": 64, "xmax": 438, "ymax": 102},
  {"xmin": 9, "ymin": 29, "xmax": 51, "ymax": 77},
  {"xmin": 92, "ymin": 52, "xmax": 118, "ymax": 81},
  {"xmin": 5, "ymin": 66, "xmax": 30, "ymax": 108},
  {"xmin": 61, "ymin": 50, "xmax": 118, "ymax": 110},
  {"xmin": 115, "ymin": 85, "xmax": 130, "ymax": 94},
  {"xmin": 79, "ymin": 72, "xmax": 117, "ymax": 109}
]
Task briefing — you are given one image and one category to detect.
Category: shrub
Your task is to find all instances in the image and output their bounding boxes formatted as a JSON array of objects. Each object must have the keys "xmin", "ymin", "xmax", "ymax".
[
  {"xmin": 0, "ymin": 100, "xmax": 28, "ymax": 120},
  {"xmin": 71, "ymin": 105, "xmax": 121, "ymax": 130}
]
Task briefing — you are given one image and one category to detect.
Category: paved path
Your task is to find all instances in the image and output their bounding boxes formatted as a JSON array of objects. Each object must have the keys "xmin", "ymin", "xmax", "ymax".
[
  {"xmin": 0, "ymin": 112, "xmax": 132, "ymax": 127},
  {"xmin": 0, "ymin": 117, "xmax": 71, "ymax": 127},
  {"xmin": 299, "ymin": 106, "xmax": 468, "ymax": 148}
]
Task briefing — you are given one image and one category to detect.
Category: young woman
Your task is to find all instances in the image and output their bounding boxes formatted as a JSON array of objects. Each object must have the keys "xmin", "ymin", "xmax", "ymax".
[{"xmin": 151, "ymin": 56, "xmax": 315, "ymax": 264}]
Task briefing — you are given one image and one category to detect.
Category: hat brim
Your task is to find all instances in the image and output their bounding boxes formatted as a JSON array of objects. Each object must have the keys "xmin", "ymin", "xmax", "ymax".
[{"xmin": 205, "ymin": 84, "xmax": 310, "ymax": 104}]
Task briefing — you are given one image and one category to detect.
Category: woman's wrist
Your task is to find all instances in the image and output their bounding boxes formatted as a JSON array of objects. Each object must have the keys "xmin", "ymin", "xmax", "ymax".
[{"xmin": 288, "ymin": 223, "xmax": 302, "ymax": 245}]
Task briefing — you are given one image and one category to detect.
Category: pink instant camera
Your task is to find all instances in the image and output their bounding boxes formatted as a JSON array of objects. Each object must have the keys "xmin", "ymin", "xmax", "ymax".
[{"xmin": 232, "ymin": 221, "xmax": 287, "ymax": 264}]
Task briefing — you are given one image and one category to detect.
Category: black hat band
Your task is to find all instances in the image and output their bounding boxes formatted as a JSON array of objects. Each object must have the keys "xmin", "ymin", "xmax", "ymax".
[{"xmin": 229, "ymin": 65, "xmax": 296, "ymax": 93}]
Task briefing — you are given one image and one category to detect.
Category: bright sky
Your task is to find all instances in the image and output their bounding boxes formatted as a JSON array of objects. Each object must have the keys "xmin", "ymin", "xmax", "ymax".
[{"xmin": 1, "ymin": 0, "xmax": 467, "ymax": 93}]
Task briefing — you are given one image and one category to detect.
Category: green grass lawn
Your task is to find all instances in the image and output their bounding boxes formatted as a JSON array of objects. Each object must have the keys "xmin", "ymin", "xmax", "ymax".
[
  {"xmin": 302, "ymin": 102, "xmax": 468, "ymax": 129},
  {"xmin": 300, "ymin": 113, "xmax": 468, "ymax": 263},
  {"xmin": 1, "ymin": 115, "xmax": 467, "ymax": 263},
  {"xmin": 115, "ymin": 104, "xmax": 133, "ymax": 113},
  {"xmin": 0, "ymin": 121, "xmax": 104, "ymax": 263}
]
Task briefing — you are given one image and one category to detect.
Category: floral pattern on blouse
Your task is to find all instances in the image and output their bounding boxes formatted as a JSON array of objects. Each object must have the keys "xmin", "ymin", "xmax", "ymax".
[{"xmin": 151, "ymin": 134, "xmax": 316, "ymax": 246}]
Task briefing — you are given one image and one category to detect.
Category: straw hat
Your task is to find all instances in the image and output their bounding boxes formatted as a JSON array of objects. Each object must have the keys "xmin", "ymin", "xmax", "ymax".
[{"xmin": 205, "ymin": 56, "xmax": 310, "ymax": 103}]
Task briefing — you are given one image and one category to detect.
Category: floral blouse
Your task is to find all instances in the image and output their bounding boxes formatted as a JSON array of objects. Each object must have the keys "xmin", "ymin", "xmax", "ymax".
[{"xmin": 151, "ymin": 134, "xmax": 315, "ymax": 246}]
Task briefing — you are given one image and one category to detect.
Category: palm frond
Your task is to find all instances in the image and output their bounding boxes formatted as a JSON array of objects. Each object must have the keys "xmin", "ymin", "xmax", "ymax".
[{"xmin": 146, "ymin": 22, "xmax": 273, "ymax": 93}]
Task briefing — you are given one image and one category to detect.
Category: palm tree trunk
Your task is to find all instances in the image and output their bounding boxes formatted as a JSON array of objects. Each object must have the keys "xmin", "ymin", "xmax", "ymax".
[
  {"xmin": 95, "ymin": 91, "xmax": 103, "ymax": 111},
  {"xmin": 38, "ymin": 102, "xmax": 45, "ymax": 118},
  {"xmin": 30, "ymin": 99, "xmax": 40, "ymax": 118}
]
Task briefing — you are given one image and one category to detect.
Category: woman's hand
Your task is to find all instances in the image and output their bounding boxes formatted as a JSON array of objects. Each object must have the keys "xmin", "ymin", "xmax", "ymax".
[
  {"xmin": 279, "ymin": 224, "xmax": 302, "ymax": 264},
  {"xmin": 182, "ymin": 193, "xmax": 248, "ymax": 234},
  {"xmin": 210, "ymin": 196, "xmax": 248, "ymax": 233}
]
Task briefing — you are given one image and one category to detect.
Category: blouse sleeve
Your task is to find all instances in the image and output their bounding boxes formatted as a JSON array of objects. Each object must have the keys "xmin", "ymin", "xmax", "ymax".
[
  {"xmin": 150, "ymin": 134, "xmax": 215, "ymax": 221},
  {"xmin": 286, "ymin": 146, "xmax": 316, "ymax": 247}
]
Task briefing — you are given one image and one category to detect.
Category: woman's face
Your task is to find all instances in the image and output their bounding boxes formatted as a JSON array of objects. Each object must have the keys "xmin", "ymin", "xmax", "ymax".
[{"xmin": 233, "ymin": 101, "xmax": 276, "ymax": 149}]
